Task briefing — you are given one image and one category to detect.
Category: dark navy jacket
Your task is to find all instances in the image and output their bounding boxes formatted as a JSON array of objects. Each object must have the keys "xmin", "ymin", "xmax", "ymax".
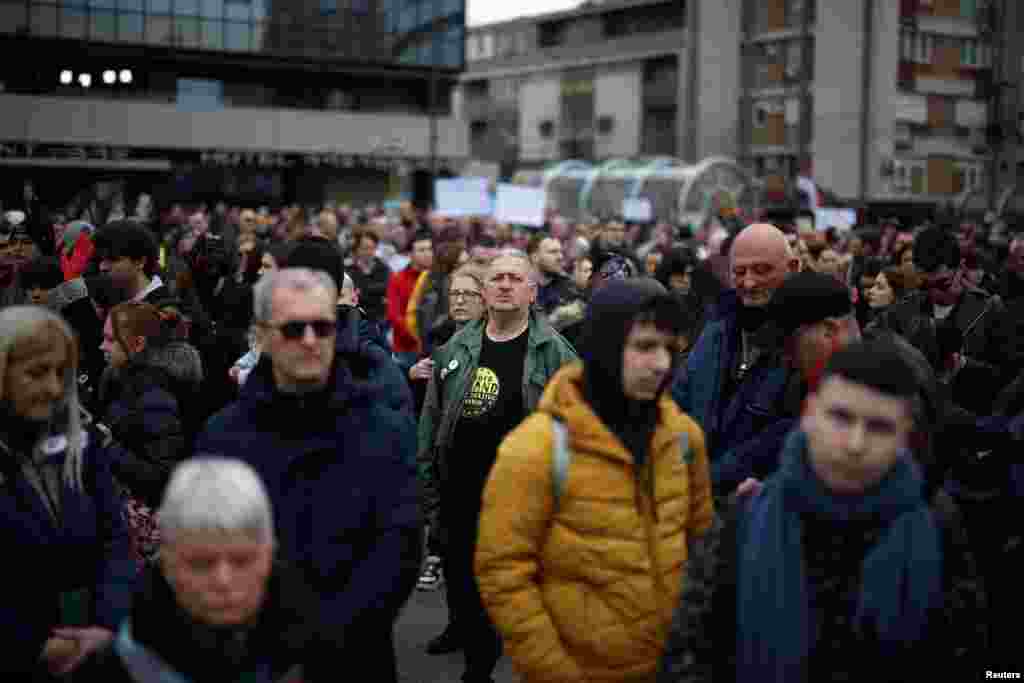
[
  {"xmin": 0, "ymin": 430, "xmax": 136, "ymax": 676},
  {"xmin": 671, "ymin": 291, "xmax": 795, "ymax": 495},
  {"xmin": 195, "ymin": 321, "xmax": 421, "ymax": 681}
]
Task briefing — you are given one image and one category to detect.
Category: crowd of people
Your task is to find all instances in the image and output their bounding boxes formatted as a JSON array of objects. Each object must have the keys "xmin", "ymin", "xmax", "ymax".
[{"xmin": 0, "ymin": 194, "xmax": 1023, "ymax": 682}]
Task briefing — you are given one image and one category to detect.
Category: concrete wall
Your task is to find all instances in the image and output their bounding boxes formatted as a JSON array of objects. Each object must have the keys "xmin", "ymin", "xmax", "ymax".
[
  {"xmin": 0, "ymin": 94, "xmax": 468, "ymax": 159},
  {"xmin": 812, "ymin": 0, "xmax": 868, "ymax": 199},
  {"xmin": 594, "ymin": 64, "xmax": 643, "ymax": 158},
  {"xmin": 866, "ymin": 0, "xmax": 902, "ymax": 200},
  {"xmin": 518, "ymin": 74, "xmax": 561, "ymax": 162},
  {"xmin": 694, "ymin": 0, "xmax": 742, "ymax": 159}
]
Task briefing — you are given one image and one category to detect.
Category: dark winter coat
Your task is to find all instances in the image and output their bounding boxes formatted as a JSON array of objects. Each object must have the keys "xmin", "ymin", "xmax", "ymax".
[
  {"xmin": 195, "ymin": 325, "xmax": 421, "ymax": 683},
  {"xmin": 0, "ymin": 422, "xmax": 136, "ymax": 677},
  {"xmin": 99, "ymin": 343, "xmax": 204, "ymax": 508},
  {"xmin": 85, "ymin": 562, "xmax": 315, "ymax": 683}
]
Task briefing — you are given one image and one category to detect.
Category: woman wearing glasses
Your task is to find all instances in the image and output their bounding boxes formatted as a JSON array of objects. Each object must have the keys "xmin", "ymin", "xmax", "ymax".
[{"xmin": 410, "ymin": 264, "xmax": 487, "ymax": 612}]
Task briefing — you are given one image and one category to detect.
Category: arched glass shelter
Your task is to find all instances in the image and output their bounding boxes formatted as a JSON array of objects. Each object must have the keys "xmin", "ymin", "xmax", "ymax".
[{"xmin": 528, "ymin": 156, "xmax": 755, "ymax": 224}]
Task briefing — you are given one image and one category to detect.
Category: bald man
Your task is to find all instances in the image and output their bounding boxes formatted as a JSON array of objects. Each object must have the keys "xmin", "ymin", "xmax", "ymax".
[{"xmin": 671, "ymin": 223, "xmax": 800, "ymax": 496}]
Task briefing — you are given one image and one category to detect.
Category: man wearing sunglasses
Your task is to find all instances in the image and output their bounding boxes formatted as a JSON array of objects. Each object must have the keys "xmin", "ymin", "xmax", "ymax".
[{"xmin": 196, "ymin": 266, "xmax": 421, "ymax": 683}]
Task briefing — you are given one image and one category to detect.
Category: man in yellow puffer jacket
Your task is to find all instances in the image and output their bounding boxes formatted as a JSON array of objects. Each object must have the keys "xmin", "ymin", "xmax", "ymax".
[{"xmin": 476, "ymin": 278, "xmax": 714, "ymax": 683}]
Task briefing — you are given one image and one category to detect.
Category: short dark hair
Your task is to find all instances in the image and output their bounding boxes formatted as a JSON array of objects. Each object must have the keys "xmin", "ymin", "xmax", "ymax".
[
  {"xmin": 352, "ymin": 227, "xmax": 379, "ymax": 251},
  {"xmin": 284, "ymin": 237, "xmax": 345, "ymax": 292},
  {"xmin": 93, "ymin": 220, "xmax": 160, "ymax": 276},
  {"xmin": 913, "ymin": 226, "xmax": 960, "ymax": 273},
  {"xmin": 411, "ymin": 229, "xmax": 432, "ymax": 247},
  {"xmin": 821, "ymin": 340, "xmax": 920, "ymax": 400},
  {"xmin": 19, "ymin": 257, "xmax": 65, "ymax": 291},
  {"xmin": 654, "ymin": 247, "xmax": 696, "ymax": 288}
]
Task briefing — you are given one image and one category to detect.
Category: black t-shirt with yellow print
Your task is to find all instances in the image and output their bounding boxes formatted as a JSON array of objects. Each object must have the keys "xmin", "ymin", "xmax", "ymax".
[{"xmin": 446, "ymin": 328, "xmax": 529, "ymax": 510}]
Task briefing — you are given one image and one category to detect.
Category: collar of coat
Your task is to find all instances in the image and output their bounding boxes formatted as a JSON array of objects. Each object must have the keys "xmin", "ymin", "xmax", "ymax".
[
  {"xmin": 448, "ymin": 308, "xmax": 562, "ymax": 356},
  {"xmin": 537, "ymin": 361, "xmax": 692, "ymax": 465}
]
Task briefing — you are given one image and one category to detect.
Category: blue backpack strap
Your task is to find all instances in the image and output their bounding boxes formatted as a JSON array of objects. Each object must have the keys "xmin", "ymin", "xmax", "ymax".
[
  {"xmin": 550, "ymin": 418, "xmax": 571, "ymax": 510},
  {"xmin": 678, "ymin": 431, "xmax": 693, "ymax": 465}
]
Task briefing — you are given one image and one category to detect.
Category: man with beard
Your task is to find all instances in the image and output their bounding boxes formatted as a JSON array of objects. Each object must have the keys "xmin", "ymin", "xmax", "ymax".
[
  {"xmin": 671, "ymin": 223, "xmax": 800, "ymax": 497},
  {"xmin": 527, "ymin": 232, "xmax": 576, "ymax": 315},
  {"xmin": 0, "ymin": 211, "xmax": 40, "ymax": 308}
]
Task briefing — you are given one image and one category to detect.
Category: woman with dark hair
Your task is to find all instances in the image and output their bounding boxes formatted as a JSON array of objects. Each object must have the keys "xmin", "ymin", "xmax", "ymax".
[
  {"xmin": 98, "ymin": 302, "xmax": 203, "ymax": 565},
  {"xmin": 0, "ymin": 306, "xmax": 135, "ymax": 678},
  {"xmin": 865, "ymin": 265, "xmax": 920, "ymax": 332}
]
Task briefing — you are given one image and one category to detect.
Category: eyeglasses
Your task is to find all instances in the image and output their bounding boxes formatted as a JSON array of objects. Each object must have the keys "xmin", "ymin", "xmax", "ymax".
[
  {"xmin": 265, "ymin": 319, "xmax": 336, "ymax": 340},
  {"xmin": 450, "ymin": 290, "xmax": 482, "ymax": 302}
]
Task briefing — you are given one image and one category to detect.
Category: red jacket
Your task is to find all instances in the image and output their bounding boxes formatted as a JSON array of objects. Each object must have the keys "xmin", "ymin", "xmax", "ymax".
[{"xmin": 387, "ymin": 265, "xmax": 423, "ymax": 353}]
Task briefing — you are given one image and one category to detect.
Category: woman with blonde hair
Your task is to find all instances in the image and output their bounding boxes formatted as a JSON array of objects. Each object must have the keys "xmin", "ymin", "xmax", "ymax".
[{"xmin": 0, "ymin": 305, "xmax": 135, "ymax": 679}]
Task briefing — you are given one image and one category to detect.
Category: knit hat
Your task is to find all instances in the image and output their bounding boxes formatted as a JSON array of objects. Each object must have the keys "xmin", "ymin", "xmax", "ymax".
[
  {"xmin": 763, "ymin": 271, "xmax": 852, "ymax": 337},
  {"xmin": 0, "ymin": 210, "xmax": 32, "ymax": 246},
  {"xmin": 284, "ymin": 238, "xmax": 345, "ymax": 292}
]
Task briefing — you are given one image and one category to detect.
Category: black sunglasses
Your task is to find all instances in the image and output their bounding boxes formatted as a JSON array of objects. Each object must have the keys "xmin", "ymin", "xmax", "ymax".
[{"xmin": 267, "ymin": 319, "xmax": 336, "ymax": 340}]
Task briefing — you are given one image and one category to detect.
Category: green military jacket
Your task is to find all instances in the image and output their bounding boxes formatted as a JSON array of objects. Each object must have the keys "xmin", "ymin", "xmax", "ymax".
[{"xmin": 417, "ymin": 310, "xmax": 577, "ymax": 520}]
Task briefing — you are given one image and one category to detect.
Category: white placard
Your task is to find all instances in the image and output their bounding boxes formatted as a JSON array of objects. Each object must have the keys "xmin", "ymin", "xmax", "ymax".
[
  {"xmin": 815, "ymin": 208, "xmax": 857, "ymax": 232},
  {"xmin": 622, "ymin": 198, "xmax": 652, "ymax": 222},
  {"xmin": 494, "ymin": 184, "xmax": 546, "ymax": 227},
  {"xmin": 434, "ymin": 178, "xmax": 491, "ymax": 217}
]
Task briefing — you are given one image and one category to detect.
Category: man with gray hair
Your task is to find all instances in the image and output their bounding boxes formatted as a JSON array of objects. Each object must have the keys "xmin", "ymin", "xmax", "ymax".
[
  {"xmin": 671, "ymin": 223, "xmax": 802, "ymax": 497},
  {"xmin": 89, "ymin": 457, "xmax": 317, "ymax": 682},
  {"xmin": 196, "ymin": 268, "xmax": 421, "ymax": 683},
  {"xmin": 418, "ymin": 249, "xmax": 576, "ymax": 681}
]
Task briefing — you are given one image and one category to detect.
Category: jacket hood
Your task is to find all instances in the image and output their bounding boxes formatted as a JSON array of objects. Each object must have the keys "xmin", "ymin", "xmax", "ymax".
[
  {"xmin": 537, "ymin": 361, "xmax": 688, "ymax": 464},
  {"xmin": 142, "ymin": 341, "xmax": 205, "ymax": 386},
  {"xmin": 47, "ymin": 277, "xmax": 90, "ymax": 311}
]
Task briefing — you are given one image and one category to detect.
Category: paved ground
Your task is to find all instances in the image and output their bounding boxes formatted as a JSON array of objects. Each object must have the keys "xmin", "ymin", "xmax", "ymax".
[{"xmin": 395, "ymin": 587, "xmax": 519, "ymax": 683}]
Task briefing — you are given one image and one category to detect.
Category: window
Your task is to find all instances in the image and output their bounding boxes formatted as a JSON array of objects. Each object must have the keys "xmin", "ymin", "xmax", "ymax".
[
  {"xmin": 175, "ymin": 16, "xmax": 200, "ymax": 46},
  {"xmin": 202, "ymin": 0, "xmax": 223, "ymax": 18},
  {"xmin": 320, "ymin": 0, "xmax": 336, "ymax": 15},
  {"xmin": 538, "ymin": 20, "xmax": 566, "ymax": 48},
  {"xmin": 176, "ymin": 0, "xmax": 200, "ymax": 15},
  {"xmin": 91, "ymin": 10, "xmax": 117, "ymax": 41},
  {"xmin": 225, "ymin": 20, "xmax": 249, "ymax": 50},
  {"xmin": 961, "ymin": 39, "xmax": 978, "ymax": 67},
  {"xmin": 145, "ymin": 14, "xmax": 172, "ymax": 43},
  {"xmin": 224, "ymin": 0, "xmax": 250, "ymax": 21},
  {"xmin": 201, "ymin": 18, "xmax": 223, "ymax": 49},
  {"xmin": 59, "ymin": 6, "xmax": 87, "ymax": 39},
  {"xmin": 119, "ymin": 0, "xmax": 144, "ymax": 9},
  {"xmin": 148, "ymin": 0, "xmax": 171, "ymax": 13},
  {"xmin": 118, "ymin": 11, "xmax": 143, "ymax": 40},
  {"xmin": 960, "ymin": 0, "xmax": 976, "ymax": 19}
]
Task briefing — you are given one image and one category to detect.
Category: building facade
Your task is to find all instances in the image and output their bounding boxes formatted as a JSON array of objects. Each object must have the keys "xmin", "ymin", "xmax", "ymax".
[
  {"xmin": 0, "ymin": 0, "xmax": 468, "ymax": 206},
  {"xmin": 458, "ymin": 0, "xmax": 1024, "ymax": 214}
]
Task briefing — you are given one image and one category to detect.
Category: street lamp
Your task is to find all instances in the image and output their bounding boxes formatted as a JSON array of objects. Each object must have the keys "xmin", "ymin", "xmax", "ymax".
[
  {"xmin": 103, "ymin": 70, "xmax": 116, "ymax": 85},
  {"xmin": 78, "ymin": 73, "xmax": 92, "ymax": 88},
  {"xmin": 119, "ymin": 69, "xmax": 133, "ymax": 84},
  {"xmin": 59, "ymin": 70, "xmax": 73, "ymax": 85}
]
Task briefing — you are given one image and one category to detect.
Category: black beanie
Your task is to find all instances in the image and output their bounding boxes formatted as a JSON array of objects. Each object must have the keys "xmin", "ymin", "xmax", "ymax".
[
  {"xmin": 284, "ymin": 238, "xmax": 345, "ymax": 292},
  {"xmin": 763, "ymin": 271, "xmax": 852, "ymax": 337}
]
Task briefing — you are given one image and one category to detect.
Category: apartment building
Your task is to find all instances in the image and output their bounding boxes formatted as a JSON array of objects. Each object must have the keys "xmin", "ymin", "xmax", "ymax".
[
  {"xmin": 457, "ymin": 0, "xmax": 685, "ymax": 178},
  {"xmin": 460, "ymin": 0, "xmax": 1024, "ymax": 213}
]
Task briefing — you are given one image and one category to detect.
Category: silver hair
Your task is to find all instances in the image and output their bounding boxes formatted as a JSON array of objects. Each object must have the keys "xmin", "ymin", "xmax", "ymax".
[
  {"xmin": 252, "ymin": 267, "xmax": 338, "ymax": 323},
  {"xmin": 0, "ymin": 306, "xmax": 85, "ymax": 491},
  {"xmin": 490, "ymin": 247, "xmax": 540, "ymax": 285},
  {"xmin": 158, "ymin": 457, "xmax": 274, "ymax": 544}
]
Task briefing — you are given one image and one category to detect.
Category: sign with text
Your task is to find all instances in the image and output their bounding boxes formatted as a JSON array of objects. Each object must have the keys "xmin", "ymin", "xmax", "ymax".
[
  {"xmin": 622, "ymin": 198, "xmax": 652, "ymax": 222},
  {"xmin": 494, "ymin": 184, "xmax": 546, "ymax": 227},
  {"xmin": 434, "ymin": 177, "xmax": 491, "ymax": 217}
]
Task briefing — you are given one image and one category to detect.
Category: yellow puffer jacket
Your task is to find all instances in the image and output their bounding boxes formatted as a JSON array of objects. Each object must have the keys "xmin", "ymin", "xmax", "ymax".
[{"xmin": 476, "ymin": 361, "xmax": 713, "ymax": 683}]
